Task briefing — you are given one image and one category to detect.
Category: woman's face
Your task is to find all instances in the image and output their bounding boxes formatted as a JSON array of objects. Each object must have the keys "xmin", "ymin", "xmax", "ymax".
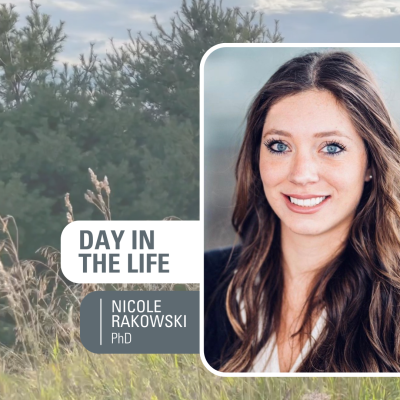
[{"xmin": 259, "ymin": 90, "xmax": 371, "ymax": 237}]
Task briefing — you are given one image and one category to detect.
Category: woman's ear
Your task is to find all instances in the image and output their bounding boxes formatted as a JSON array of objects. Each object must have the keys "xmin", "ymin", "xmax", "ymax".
[{"xmin": 365, "ymin": 167, "xmax": 372, "ymax": 182}]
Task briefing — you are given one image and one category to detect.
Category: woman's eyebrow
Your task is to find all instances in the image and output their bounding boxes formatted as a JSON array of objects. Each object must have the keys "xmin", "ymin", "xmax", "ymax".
[
  {"xmin": 262, "ymin": 129, "xmax": 291, "ymax": 139},
  {"xmin": 314, "ymin": 130, "xmax": 351, "ymax": 140},
  {"xmin": 262, "ymin": 129, "xmax": 351, "ymax": 140}
]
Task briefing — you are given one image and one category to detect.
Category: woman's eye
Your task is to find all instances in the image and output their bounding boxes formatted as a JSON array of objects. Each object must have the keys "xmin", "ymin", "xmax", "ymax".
[
  {"xmin": 265, "ymin": 140, "xmax": 289, "ymax": 154},
  {"xmin": 321, "ymin": 143, "xmax": 345, "ymax": 155}
]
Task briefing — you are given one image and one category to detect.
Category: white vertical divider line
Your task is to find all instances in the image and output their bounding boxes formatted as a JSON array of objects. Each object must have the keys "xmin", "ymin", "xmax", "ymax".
[{"xmin": 100, "ymin": 298, "xmax": 102, "ymax": 345}]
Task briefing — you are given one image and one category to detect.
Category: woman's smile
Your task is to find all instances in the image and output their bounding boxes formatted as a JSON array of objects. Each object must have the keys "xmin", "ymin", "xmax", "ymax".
[{"xmin": 282, "ymin": 193, "xmax": 331, "ymax": 214}]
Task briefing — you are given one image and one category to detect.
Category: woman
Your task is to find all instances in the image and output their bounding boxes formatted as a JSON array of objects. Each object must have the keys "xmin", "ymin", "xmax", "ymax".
[{"xmin": 204, "ymin": 50, "xmax": 400, "ymax": 372}]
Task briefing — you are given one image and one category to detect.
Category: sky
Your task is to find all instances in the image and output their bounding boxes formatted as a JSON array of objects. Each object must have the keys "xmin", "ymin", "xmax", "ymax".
[{"xmin": 8, "ymin": 0, "xmax": 400, "ymax": 65}]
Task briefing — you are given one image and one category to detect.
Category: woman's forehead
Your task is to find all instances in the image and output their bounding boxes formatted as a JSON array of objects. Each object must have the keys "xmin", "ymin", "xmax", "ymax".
[{"xmin": 262, "ymin": 90, "xmax": 360, "ymax": 141}]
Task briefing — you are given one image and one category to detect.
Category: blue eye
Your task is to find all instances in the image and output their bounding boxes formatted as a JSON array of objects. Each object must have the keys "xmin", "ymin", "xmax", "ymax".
[
  {"xmin": 264, "ymin": 140, "xmax": 289, "ymax": 154},
  {"xmin": 322, "ymin": 142, "xmax": 345, "ymax": 155},
  {"xmin": 275, "ymin": 143, "xmax": 288, "ymax": 152}
]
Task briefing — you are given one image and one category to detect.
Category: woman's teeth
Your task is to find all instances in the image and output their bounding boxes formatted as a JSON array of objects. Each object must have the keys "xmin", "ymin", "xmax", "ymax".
[{"xmin": 289, "ymin": 196, "xmax": 326, "ymax": 207}]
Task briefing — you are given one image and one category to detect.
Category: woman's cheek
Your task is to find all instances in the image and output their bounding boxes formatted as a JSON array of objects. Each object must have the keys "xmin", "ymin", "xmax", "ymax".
[
  {"xmin": 259, "ymin": 157, "xmax": 288, "ymax": 187},
  {"xmin": 325, "ymin": 167, "xmax": 364, "ymax": 208}
]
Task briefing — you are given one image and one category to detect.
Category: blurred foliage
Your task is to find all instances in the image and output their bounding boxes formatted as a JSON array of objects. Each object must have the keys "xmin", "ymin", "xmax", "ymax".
[{"xmin": 0, "ymin": 0, "xmax": 282, "ymax": 258}]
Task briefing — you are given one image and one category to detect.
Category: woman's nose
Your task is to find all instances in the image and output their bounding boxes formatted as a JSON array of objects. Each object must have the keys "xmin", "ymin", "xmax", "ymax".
[{"xmin": 287, "ymin": 150, "xmax": 320, "ymax": 186}]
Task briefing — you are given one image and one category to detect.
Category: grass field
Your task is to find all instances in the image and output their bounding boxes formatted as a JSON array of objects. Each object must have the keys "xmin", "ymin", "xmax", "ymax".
[
  {"xmin": 1, "ymin": 350, "xmax": 400, "ymax": 399},
  {"xmin": 1, "ymin": 171, "xmax": 400, "ymax": 399}
]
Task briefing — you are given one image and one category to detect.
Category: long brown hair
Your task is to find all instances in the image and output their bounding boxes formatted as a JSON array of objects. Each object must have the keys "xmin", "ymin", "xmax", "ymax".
[{"xmin": 221, "ymin": 51, "xmax": 400, "ymax": 372}]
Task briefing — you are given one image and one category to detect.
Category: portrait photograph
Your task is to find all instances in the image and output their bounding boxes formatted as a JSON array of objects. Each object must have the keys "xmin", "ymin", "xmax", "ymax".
[{"xmin": 203, "ymin": 45, "xmax": 400, "ymax": 373}]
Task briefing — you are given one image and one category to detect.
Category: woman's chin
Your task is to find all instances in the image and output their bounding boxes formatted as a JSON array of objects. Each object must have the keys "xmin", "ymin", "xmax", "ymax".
[{"xmin": 283, "ymin": 220, "xmax": 328, "ymax": 236}]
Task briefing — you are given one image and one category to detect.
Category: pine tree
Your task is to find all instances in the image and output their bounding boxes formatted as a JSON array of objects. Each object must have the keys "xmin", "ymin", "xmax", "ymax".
[
  {"xmin": 0, "ymin": 1, "xmax": 65, "ymax": 106},
  {"xmin": 96, "ymin": 0, "xmax": 283, "ymax": 219},
  {"xmin": 0, "ymin": 0, "xmax": 283, "ymax": 259}
]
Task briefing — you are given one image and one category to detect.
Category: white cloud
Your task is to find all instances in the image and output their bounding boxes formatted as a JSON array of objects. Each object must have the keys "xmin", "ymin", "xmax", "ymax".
[
  {"xmin": 56, "ymin": 54, "xmax": 80, "ymax": 65},
  {"xmin": 52, "ymin": 1, "xmax": 88, "ymax": 11},
  {"xmin": 254, "ymin": 0, "xmax": 325, "ymax": 13},
  {"xmin": 254, "ymin": 0, "xmax": 400, "ymax": 18},
  {"xmin": 129, "ymin": 10, "xmax": 154, "ymax": 22},
  {"xmin": 342, "ymin": 0, "xmax": 400, "ymax": 17},
  {"xmin": 69, "ymin": 31, "xmax": 110, "ymax": 42},
  {"xmin": 95, "ymin": 38, "xmax": 129, "ymax": 55},
  {"xmin": 13, "ymin": 0, "xmax": 117, "ymax": 12}
]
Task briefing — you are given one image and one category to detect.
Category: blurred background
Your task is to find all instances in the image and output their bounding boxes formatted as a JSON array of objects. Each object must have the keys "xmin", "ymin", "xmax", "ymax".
[{"xmin": 204, "ymin": 46, "xmax": 400, "ymax": 251}]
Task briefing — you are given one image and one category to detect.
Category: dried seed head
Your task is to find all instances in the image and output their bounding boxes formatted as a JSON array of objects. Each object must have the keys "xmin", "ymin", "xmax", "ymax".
[
  {"xmin": 87, "ymin": 189, "xmax": 96, "ymax": 198},
  {"xmin": 1, "ymin": 216, "xmax": 9, "ymax": 233},
  {"xmin": 88, "ymin": 168, "xmax": 101, "ymax": 192},
  {"xmin": 84, "ymin": 193, "xmax": 94, "ymax": 204},
  {"xmin": 98, "ymin": 194, "xmax": 106, "ymax": 208},
  {"xmin": 66, "ymin": 212, "xmax": 74, "ymax": 223},
  {"xmin": 97, "ymin": 195, "xmax": 107, "ymax": 216},
  {"xmin": 64, "ymin": 193, "xmax": 73, "ymax": 215},
  {"xmin": 163, "ymin": 216, "xmax": 181, "ymax": 221},
  {"xmin": 103, "ymin": 175, "xmax": 111, "ymax": 195}
]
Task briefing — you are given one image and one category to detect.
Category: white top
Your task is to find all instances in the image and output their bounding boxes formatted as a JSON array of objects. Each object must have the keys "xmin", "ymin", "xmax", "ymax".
[{"xmin": 251, "ymin": 309, "xmax": 327, "ymax": 372}]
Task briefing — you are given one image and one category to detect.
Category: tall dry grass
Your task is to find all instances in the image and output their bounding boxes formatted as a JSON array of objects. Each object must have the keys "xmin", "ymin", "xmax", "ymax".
[
  {"xmin": 0, "ymin": 170, "xmax": 399, "ymax": 399},
  {"xmin": 0, "ymin": 169, "xmax": 196, "ymax": 369}
]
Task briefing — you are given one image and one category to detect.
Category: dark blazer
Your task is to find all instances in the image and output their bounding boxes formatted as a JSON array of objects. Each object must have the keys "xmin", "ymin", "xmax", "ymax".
[{"xmin": 204, "ymin": 246, "xmax": 241, "ymax": 370}]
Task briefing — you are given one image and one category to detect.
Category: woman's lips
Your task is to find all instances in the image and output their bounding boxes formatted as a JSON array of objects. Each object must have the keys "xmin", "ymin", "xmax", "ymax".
[{"xmin": 282, "ymin": 193, "xmax": 331, "ymax": 214}]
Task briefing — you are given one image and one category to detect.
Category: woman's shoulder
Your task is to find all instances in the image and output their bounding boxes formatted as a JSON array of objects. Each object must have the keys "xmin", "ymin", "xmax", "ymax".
[
  {"xmin": 204, "ymin": 245, "xmax": 241, "ymax": 300},
  {"xmin": 204, "ymin": 245, "xmax": 241, "ymax": 274},
  {"xmin": 204, "ymin": 245, "xmax": 241, "ymax": 371}
]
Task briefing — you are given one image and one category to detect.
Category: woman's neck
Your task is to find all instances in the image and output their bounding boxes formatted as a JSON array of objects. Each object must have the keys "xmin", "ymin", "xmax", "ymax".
[
  {"xmin": 276, "ymin": 223, "xmax": 349, "ymax": 372},
  {"xmin": 281, "ymin": 224, "xmax": 349, "ymax": 314},
  {"xmin": 280, "ymin": 222, "xmax": 349, "ymax": 299}
]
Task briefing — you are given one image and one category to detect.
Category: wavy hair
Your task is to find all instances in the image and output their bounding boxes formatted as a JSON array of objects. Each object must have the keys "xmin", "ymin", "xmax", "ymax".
[{"xmin": 221, "ymin": 51, "xmax": 400, "ymax": 372}]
